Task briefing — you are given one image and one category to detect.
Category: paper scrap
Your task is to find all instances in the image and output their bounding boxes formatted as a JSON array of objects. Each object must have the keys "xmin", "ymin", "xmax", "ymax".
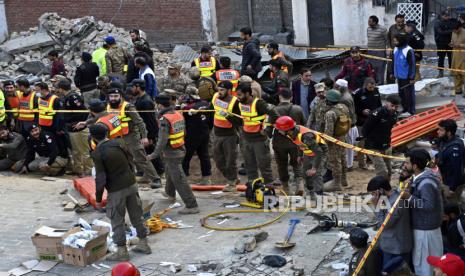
[
  {"xmin": 187, "ymin": 265, "xmax": 197, "ymax": 272},
  {"xmin": 91, "ymin": 264, "xmax": 102, "ymax": 269},
  {"xmin": 32, "ymin": 261, "xmax": 58, "ymax": 272},
  {"xmin": 35, "ymin": 226, "xmax": 67, "ymax": 237},
  {"xmin": 169, "ymin": 202, "xmax": 182, "ymax": 209},
  {"xmin": 217, "ymin": 219, "xmax": 229, "ymax": 225},
  {"xmin": 197, "ymin": 230, "xmax": 215, "ymax": 239},
  {"xmin": 99, "ymin": 263, "xmax": 111, "ymax": 269},
  {"xmin": 8, "ymin": 267, "xmax": 31, "ymax": 276},
  {"xmin": 224, "ymin": 204, "xmax": 240, "ymax": 208},
  {"xmin": 210, "ymin": 191, "xmax": 223, "ymax": 195}
]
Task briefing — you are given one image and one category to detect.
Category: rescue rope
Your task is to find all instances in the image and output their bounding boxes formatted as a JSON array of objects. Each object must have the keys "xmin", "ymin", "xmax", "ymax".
[
  {"xmin": 146, "ymin": 208, "xmax": 178, "ymax": 233},
  {"xmin": 352, "ymin": 177, "xmax": 412, "ymax": 275},
  {"xmin": 362, "ymin": 53, "xmax": 465, "ymax": 74},
  {"xmin": 200, "ymin": 189, "xmax": 291, "ymax": 231}
]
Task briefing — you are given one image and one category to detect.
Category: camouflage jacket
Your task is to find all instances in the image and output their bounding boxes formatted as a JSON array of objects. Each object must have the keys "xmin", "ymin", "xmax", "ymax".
[
  {"xmin": 307, "ymin": 98, "xmax": 329, "ymax": 132},
  {"xmin": 105, "ymin": 46, "xmax": 131, "ymax": 75},
  {"xmin": 158, "ymin": 75, "xmax": 192, "ymax": 94},
  {"xmin": 324, "ymin": 103, "xmax": 350, "ymax": 138}
]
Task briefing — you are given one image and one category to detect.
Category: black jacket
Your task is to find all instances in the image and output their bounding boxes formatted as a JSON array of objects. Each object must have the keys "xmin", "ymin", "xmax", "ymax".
[
  {"xmin": 63, "ymin": 91, "xmax": 88, "ymax": 132},
  {"xmin": 438, "ymin": 136, "xmax": 465, "ymax": 191},
  {"xmin": 25, "ymin": 131, "xmax": 67, "ymax": 167},
  {"xmin": 74, "ymin": 62, "xmax": 99, "ymax": 92},
  {"xmin": 92, "ymin": 138, "xmax": 136, "ymax": 202},
  {"xmin": 126, "ymin": 52, "xmax": 154, "ymax": 83},
  {"xmin": 134, "ymin": 93, "xmax": 158, "ymax": 140},
  {"xmin": 362, "ymin": 106, "xmax": 397, "ymax": 150},
  {"xmin": 408, "ymin": 30, "xmax": 425, "ymax": 61},
  {"xmin": 182, "ymin": 99, "xmax": 212, "ymax": 140},
  {"xmin": 240, "ymin": 38, "xmax": 262, "ymax": 75},
  {"xmin": 434, "ymin": 18, "xmax": 458, "ymax": 47},
  {"xmin": 353, "ymin": 88, "xmax": 382, "ymax": 126}
]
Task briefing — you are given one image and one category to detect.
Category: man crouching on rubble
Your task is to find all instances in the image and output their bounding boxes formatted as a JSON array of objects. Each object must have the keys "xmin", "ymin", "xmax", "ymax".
[{"xmin": 89, "ymin": 123, "xmax": 151, "ymax": 261}]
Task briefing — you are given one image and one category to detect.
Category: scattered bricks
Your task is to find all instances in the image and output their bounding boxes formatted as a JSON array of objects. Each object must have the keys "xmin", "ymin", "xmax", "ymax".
[
  {"xmin": 63, "ymin": 202, "xmax": 76, "ymax": 211},
  {"xmin": 250, "ymin": 230, "xmax": 268, "ymax": 243},
  {"xmin": 220, "ymin": 268, "xmax": 233, "ymax": 276},
  {"xmin": 234, "ymin": 236, "xmax": 257, "ymax": 254},
  {"xmin": 291, "ymin": 257, "xmax": 305, "ymax": 276},
  {"xmin": 237, "ymin": 266, "xmax": 250, "ymax": 274}
]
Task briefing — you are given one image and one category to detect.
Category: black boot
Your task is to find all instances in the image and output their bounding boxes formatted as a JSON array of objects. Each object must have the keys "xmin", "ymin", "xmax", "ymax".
[{"xmin": 323, "ymin": 169, "xmax": 333, "ymax": 183}]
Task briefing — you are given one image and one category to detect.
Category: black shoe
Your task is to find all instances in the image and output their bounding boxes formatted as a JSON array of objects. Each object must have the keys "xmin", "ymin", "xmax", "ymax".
[
  {"xmin": 136, "ymin": 171, "xmax": 144, "ymax": 177},
  {"xmin": 323, "ymin": 170, "xmax": 333, "ymax": 183},
  {"xmin": 150, "ymin": 178, "xmax": 162, "ymax": 189},
  {"xmin": 238, "ymin": 168, "xmax": 247, "ymax": 176}
]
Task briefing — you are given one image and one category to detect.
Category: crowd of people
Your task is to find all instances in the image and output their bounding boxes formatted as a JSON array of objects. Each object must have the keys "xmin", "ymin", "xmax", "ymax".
[{"xmin": 0, "ymin": 11, "xmax": 465, "ymax": 274}]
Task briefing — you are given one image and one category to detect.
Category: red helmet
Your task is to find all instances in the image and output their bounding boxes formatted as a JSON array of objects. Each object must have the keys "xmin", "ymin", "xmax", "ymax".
[
  {"xmin": 112, "ymin": 262, "xmax": 140, "ymax": 276},
  {"xmin": 275, "ymin": 116, "xmax": 296, "ymax": 131}
]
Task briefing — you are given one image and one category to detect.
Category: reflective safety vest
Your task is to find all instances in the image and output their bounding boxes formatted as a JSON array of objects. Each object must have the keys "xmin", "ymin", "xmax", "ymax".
[
  {"xmin": 38, "ymin": 95, "xmax": 57, "ymax": 127},
  {"xmin": 162, "ymin": 111, "xmax": 185, "ymax": 148},
  {"xmin": 7, "ymin": 91, "xmax": 20, "ymax": 118},
  {"xmin": 239, "ymin": 98, "xmax": 266, "ymax": 133},
  {"xmin": 291, "ymin": 126, "xmax": 326, "ymax": 157},
  {"xmin": 215, "ymin": 69, "xmax": 240, "ymax": 95},
  {"xmin": 107, "ymin": 101, "xmax": 131, "ymax": 135},
  {"xmin": 194, "ymin": 57, "xmax": 216, "ymax": 78},
  {"xmin": 212, "ymin": 93, "xmax": 237, "ymax": 129},
  {"xmin": 270, "ymin": 51, "xmax": 288, "ymax": 79},
  {"xmin": 90, "ymin": 114, "xmax": 123, "ymax": 150},
  {"xmin": 18, "ymin": 91, "xmax": 36, "ymax": 121},
  {"xmin": 0, "ymin": 90, "xmax": 5, "ymax": 123}
]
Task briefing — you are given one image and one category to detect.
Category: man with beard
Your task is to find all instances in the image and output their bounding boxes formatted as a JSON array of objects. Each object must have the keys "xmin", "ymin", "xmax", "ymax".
[
  {"xmin": 106, "ymin": 88, "xmax": 161, "ymax": 188},
  {"xmin": 209, "ymin": 81, "xmax": 241, "ymax": 192},
  {"xmin": 159, "ymin": 63, "xmax": 191, "ymax": 94},
  {"xmin": 126, "ymin": 40, "xmax": 154, "ymax": 84},
  {"xmin": 240, "ymin": 27, "xmax": 262, "ymax": 78},
  {"xmin": 192, "ymin": 46, "xmax": 220, "ymax": 80},
  {"xmin": 129, "ymin": 29, "xmax": 152, "ymax": 56},
  {"xmin": 402, "ymin": 149, "xmax": 444, "ymax": 276},
  {"xmin": 336, "ymin": 46, "xmax": 375, "ymax": 91},
  {"xmin": 437, "ymin": 119, "xmax": 465, "ymax": 204},
  {"xmin": 233, "ymin": 83, "xmax": 279, "ymax": 185},
  {"xmin": 266, "ymin": 42, "xmax": 292, "ymax": 79}
]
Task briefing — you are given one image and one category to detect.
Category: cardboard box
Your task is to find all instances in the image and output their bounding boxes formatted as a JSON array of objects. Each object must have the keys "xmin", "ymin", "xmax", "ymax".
[
  {"xmin": 31, "ymin": 226, "xmax": 67, "ymax": 262},
  {"xmin": 62, "ymin": 226, "xmax": 109, "ymax": 267}
]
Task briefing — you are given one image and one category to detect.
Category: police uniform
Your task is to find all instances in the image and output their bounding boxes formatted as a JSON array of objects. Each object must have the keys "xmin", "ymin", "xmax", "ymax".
[
  {"xmin": 150, "ymin": 106, "xmax": 198, "ymax": 210},
  {"xmin": 63, "ymin": 91, "xmax": 93, "ymax": 175},
  {"xmin": 23, "ymin": 130, "xmax": 68, "ymax": 175},
  {"xmin": 324, "ymin": 103, "xmax": 351, "ymax": 190},
  {"xmin": 106, "ymin": 101, "xmax": 160, "ymax": 183},
  {"xmin": 362, "ymin": 106, "xmax": 398, "ymax": 180}
]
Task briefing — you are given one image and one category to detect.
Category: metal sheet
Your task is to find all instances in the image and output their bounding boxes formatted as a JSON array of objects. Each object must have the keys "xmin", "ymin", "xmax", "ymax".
[{"xmin": 172, "ymin": 45, "xmax": 198, "ymax": 63}]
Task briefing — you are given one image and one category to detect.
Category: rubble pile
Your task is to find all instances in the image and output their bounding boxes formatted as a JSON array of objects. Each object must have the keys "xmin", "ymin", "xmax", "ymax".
[{"xmin": 0, "ymin": 13, "xmax": 177, "ymax": 82}]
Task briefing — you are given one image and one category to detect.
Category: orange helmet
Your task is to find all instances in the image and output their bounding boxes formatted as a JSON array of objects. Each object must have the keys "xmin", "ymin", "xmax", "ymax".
[
  {"xmin": 275, "ymin": 116, "xmax": 296, "ymax": 131},
  {"xmin": 112, "ymin": 262, "xmax": 140, "ymax": 276}
]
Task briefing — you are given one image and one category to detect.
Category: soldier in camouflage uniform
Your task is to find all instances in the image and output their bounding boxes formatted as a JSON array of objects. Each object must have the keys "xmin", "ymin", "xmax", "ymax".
[
  {"xmin": 306, "ymin": 83, "xmax": 329, "ymax": 131},
  {"xmin": 104, "ymin": 36, "xmax": 131, "ymax": 79},
  {"xmin": 158, "ymin": 63, "xmax": 192, "ymax": 94},
  {"xmin": 323, "ymin": 90, "xmax": 351, "ymax": 192}
]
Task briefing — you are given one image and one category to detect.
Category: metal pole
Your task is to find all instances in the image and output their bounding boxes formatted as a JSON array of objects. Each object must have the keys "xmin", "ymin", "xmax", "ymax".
[{"xmin": 247, "ymin": 0, "xmax": 254, "ymax": 32}]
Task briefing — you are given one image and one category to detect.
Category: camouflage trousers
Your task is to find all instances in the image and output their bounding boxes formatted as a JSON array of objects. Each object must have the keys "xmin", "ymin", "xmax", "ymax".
[{"xmin": 327, "ymin": 142, "xmax": 348, "ymax": 187}]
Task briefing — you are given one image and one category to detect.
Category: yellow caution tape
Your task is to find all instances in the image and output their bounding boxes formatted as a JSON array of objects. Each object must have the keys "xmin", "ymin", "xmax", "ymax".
[
  {"xmin": 362, "ymin": 53, "xmax": 465, "ymax": 74},
  {"xmin": 221, "ymin": 44, "xmax": 465, "ymax": 52}
]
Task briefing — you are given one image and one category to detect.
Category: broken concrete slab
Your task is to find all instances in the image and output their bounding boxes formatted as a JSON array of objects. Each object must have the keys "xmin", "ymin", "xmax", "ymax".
[
  {"xmin": 18, "ymin": 61, "xmax": 48, "ymax": 75},
  {"xmin": 234, "ymin": 236, "xmax": 257, "ymax": 254},
  {"xmin": 0, "ymin": 32, "xmax": 55, "ymax": 54}
]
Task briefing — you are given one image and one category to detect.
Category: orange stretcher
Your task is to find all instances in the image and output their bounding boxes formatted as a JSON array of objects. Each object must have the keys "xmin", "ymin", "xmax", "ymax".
[
  {"xmin": 391, "ymin": 102, "xmax": 462, "ymax": 147},
  {"xmin": 73, "ymin": 177, "xmax": 107, "ymax": 208}
]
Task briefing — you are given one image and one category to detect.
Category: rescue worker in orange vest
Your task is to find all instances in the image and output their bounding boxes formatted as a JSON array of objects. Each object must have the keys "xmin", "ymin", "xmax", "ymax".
[
  {"xmin": 2, "ymin": 80, "xmax": 17, "ymax": 129},
  {"xmin": 107, "ymin": 88, "xmax": 162, "ymax": 188},
  {"xmin": 275, "ymin": 116, "xmax": 328, "ymax": 198},
  {"xmin": 215, "ymin": 57, "xmax": 240, "ymax": 96},
  {"xmin": 0, "ymin": 87, "xmax": 8, "ymax": 127},
  {"xmin": 16, "ymin": 79, "xmax": 39, "ymax": 138},
  {"xmin": 35, "ymin": 82, "xmax": 63, "ymax": 133},
  {"xmin": 208, "ymin": 81, "xmax": 241, "ymax": 192},
  {"xmin": 267, "ymin": 42, "xmax": 292, "ymax": 79},
  {"xmin": 191, "ymin": 46, "xmax": 220, "ymax": 80},
  {"xmin": 148, "ymin": 94, "xmax": 199, "ymax": 214},
  {"xmin": 233, "ymin": 82, "xmax": 279, "ymax": 185}
]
